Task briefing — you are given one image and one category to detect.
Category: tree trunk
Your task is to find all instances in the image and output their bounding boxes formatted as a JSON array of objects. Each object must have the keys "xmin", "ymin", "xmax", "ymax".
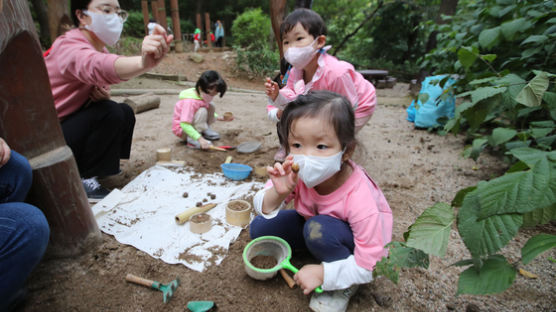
[
  {"xmin": 29, "ymin": 0, "xmax": 51, "ymax": 47},
  {"xmin": 270, "ymin": 0, "xmax": 288, "ymax": 58}
]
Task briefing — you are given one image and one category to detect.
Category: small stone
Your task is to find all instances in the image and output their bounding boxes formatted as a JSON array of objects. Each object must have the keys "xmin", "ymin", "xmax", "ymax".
[
  {"xmin": 202, "ymin": 198, "xmax": 207, "ymax": 202},
  {"xmin": 446, "ymin": 303, "xmax": 456, "ymax": 310},
  {"xmin": 466, "ymin": 303, "xmax": 480, "ymax": 312},
  {"xmin": 196, "ymin": 202, "xmax": 202, "ymax": 207},
  {"xmin": 182, "ymin": 192, "xmax": 188, "ymax": 198},
  {"xmin": 210, "ymin": 194, "xmax": 216, "ymax": 199}
]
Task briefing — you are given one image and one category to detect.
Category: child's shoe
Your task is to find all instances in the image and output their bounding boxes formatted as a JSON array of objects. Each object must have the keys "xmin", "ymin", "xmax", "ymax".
[
  {"xmin": 309, "ymin": 285, "xmax": 358, "ymax": 312},
  {"xmin": 202, "ymin": 128, "xmax": 220, "ymax": 140},
  {"xmin": 273, "ymin": 146, "xmax": 286, "ymax": 162}
]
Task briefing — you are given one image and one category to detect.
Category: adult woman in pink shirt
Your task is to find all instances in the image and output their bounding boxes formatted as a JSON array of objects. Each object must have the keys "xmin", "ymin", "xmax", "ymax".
[
  {"xmin": 45, "ymin": 0, "xmax": 173, "ymax": 201},
  {"xmin": 250, "ymin": 91, "xmax": 392, "ymax": 312}
]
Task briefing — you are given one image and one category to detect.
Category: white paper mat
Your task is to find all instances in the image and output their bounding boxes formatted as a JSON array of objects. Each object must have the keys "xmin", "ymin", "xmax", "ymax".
[{"xmin": 92, "ymin": 165, "xmax": 263, "ymax": 272}]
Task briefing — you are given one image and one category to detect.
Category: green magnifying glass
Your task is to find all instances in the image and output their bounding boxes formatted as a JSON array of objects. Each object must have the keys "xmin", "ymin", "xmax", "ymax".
[{"xmin": 242, "ymin": 235, "xmax": 323, "ymax": 293}]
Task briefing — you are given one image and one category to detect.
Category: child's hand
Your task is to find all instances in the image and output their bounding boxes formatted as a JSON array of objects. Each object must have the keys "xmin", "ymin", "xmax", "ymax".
[
  {"xmin": 294, "ymin": 264, "xmax": 324, "ymax": 295},
  {"xmin": 265, "ymin": 77, "xmax": 279, "ymax": 101},
  {"xmin": 267, "ymin": 155, "xmax": 297, "ymax": 195},
  {"xmin": 199, "ymin": 137, "xmax": 212, "ymax": 150}
]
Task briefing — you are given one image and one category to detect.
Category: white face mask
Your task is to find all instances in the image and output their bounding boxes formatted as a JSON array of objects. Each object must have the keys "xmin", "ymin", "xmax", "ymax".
[
  {"xmin": 284, "ymin": 39, "xmax": 319, "ymax": 69},
  {"xmin": 292, "ymin": 150, "xmax": 343, "ymax": 188},
  {"xmin": 201, "ymin": 92, "xmax": 215, "ymax": 103},
  {"xmin": 84, "ymin": 10, "xmax": 124, "ymax": 46}
]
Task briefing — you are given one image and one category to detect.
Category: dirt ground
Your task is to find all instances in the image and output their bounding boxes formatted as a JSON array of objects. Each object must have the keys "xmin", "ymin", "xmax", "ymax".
[{"xmin": 22, "ymin": 51, "xmax": 555, "ymax": 312}]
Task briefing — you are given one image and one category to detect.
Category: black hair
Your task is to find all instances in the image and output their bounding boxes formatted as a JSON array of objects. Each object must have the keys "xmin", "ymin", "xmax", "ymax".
[
  {"xmin": 278, "ymin": 90, "xmax": 355, "ymax": 154},
  {"xmin": 280, "ymin": 8, "xmax": 327, "ymax": 42},
  {"xmin": 149, "ymin": 18, "xmax": 157, "ymax": 23},
  {"xmin": 196, "ymin": 70, "xmax": 227, "ymax": 98},
  {"xmin": 71, "ymin": 0, "xmax": 91, "ymax": 27}
]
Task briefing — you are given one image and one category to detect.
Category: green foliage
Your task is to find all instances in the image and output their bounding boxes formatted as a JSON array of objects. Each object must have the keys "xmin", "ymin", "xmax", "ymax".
[
  {"xmin": 373, "ymin": 242, "xmax": 429, "ymax": 284},
  {"xmin": 405, "ymin": 202, "xmax": 454, "ymax": 257},
  {"xmin": 123, "ymin": 11, "xmax": 146, "ymax": 38},
  {"xmin": 457, "ymin": 255, "xmax": 516, "ymax": 295},
  {"xmin": 108, "ymin": 36, "xmax": 142, "ymax": 56},
  {"xmin": 230, "ymin": 8, "xmax": 271, "ymax": 49},
  {"xmin": 521, "ymin": 234, "xmax": 556, "ymax": 265},
  {"xmin": 231, "ymin": 8, "xmax": 276, "ymax": 78}
]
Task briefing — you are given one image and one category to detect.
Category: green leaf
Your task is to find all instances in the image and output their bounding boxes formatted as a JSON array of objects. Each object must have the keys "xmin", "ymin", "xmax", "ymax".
[
  {"xmin": 501, "ymin": 18, "xmax": 531, "ymax": 40},
  {"xmin": 530, "ymin": 121, "xmax": 555, "ymax": 128},
  {"xmin": 458, "ymin": 190, "xmax": 523, "ymax": 258},
  {"xmin": 481, "ymin": 54, "xmax": 497, "ymax": 63},
  {"xmin": 406, "ymin": 203, "xmax": 455, "ymax": 257},
  {"xmin": 548, "ymin": 17, "xmax": 556, "ymax": 24},
  {"xmin": 515, "ymin": 71, "xmax": 550, "ymax": 107},
  {"xmin": 479, "ymin": 27, "xmax": 501, "ymax": 49},
  {"xmin": 374, "ymin": 242, "xmax": 430, "ymax": 284},
  {"xmin": 529, "ymin": 128, "xmax": 554, "ymax": 139},
  {"xmin": 452, "ymin": 259, "xmax": 474, "ymax": 267},
  {"xmin": 522, "ymin": 203, "xmax": 556, "ymax": 227},
  {"xmin": 509, "ymin": 148, "xmax": 556, "ymax": 169},
  {"xmin": 496, "ymin": 74, "xmax": 527, "ymax": 98},
  {"xmin": 521, "ymin": 35, "xmax": 548, "ymax": 45},
  {"xmin": 507, "ymin": 161, "xmax": 529, "ymax": 173},
  {"xmin": 470, "ymin": 76, "xmax": 498, "ymax": 85},
  {"xmin": 521, "ymin": 234, "xmax": 556, "ymax": 265},
  {"xmin": 490, "ymin": 128, "xmax": 517, "ymax": 146},
  {"xmin": 452, "ymin": 186, "xmax": 477, "ymax": 207},
  {"xmin": 521, "ymin": 47, "xmax": 542, "ymax": 59},
  {"xmin": 537, "ymin": 135, "xmax": 556, "ymax": 150},
  {"xmin": 469, "ymin": 138, "xmax": 488, "ymax": 161},
  {"xmin": 457, "ymin": 255, "xmax": 516, "ymax": 295},
  {"xmin": 458, "ymin": 47, "xmax": 478, "ymax": 70},
  {"xmin": 373, "ymin": 255, "xmax": 399, "ymax": 283},
  {"xmin": 470, "ymin": 87, "xmax": 507, "ymax": 104},
  {"xmin": 543, "ymin": 91, "xmax": 556, "ymax": 106}
]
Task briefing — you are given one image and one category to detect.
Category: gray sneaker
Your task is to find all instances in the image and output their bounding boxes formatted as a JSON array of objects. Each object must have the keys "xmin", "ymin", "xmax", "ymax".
[
  {"xmin": 309, "ymin": 285, "xmax": 359, "ymax": 312},
  {"xmin": 202, "ymin": 128, "xmax": 220, "ymax": 140}
]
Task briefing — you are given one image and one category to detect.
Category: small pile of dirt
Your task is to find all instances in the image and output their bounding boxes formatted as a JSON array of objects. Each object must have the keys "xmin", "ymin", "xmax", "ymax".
[
  {"xmin": 228, "ymin": 200, "xmax": 249, "ymax": 211},
  {"xmin": 191, "ymin": 213, "xmax": 210, "ymax": 223},
  {"xmin": 250, "ymin": 255, "xmax": 277, "ymax": 269}
]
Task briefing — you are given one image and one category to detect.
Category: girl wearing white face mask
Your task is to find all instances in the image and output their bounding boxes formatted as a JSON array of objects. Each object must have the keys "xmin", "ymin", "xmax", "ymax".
[
  {"xmin": 250, "ymin": 91, "xmax": 393, "ymax": 312},
  {"xmin": 172, "ymin": 71, "xmax": 230, "ymax": 150},
  {"xmin": 264, "ymin": 9, "xmax": 377, "ymax": 163},
  {"xmin": 44, "ymin": 0, "xmax": 173, "ymax": 203}
]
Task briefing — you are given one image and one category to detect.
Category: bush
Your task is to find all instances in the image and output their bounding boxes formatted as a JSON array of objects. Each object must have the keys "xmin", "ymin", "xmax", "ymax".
[
  {"xmin": 231, "ymin": 8, "xmax": 271, "ymax": 49},
  {"xmin": 235, "ymin": 47, "xmax": 279, "ymax": 78},
  {"xmin": 108, "ymin": 36, "xmax": 142, "ymax": 56},
  {"xmin": 123, "ymin": 11, "xmax": 145, "ymax": 38}
]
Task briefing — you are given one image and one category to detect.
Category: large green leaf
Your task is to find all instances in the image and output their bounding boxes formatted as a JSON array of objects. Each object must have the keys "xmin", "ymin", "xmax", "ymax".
[
  {"xmin": 521, "ymin": 234, "xmax": 556, "ymax": 265},
  {"xmin": 452, "ymin": 186, "xmax": 477, "ymax": 207},
  {"xmin": 467, "ymin": 138, "xmax": 488, "ymax": 161},
  {"xmin": 521, "ymin": 35, "xmax": 548, "ymax": 45},
  {"xmin": 496, "ymin": 74, "xmax": 527, "ymax": 98},
  {"xmin": 490, "ymin": 128, "xmax": 517, "ymax": 146},
  {"xmin": 457, "ymin": 255, "xmax": 516, "ymax": 295},
  {"xmin": 515, "ymin": 71, "xmax": 550, "ymax": 107},
  {"xmin": 479, "ymin": 26, "xmax": 501, "ymax": 49},
  {"xmin": 458, "ymin": 191, "xmax": 523, "ymax": 258},
  {"xmin": 406, "ymin": 203, "xmax": 455, "ymax": 257},
  {"xmin": 509, "ymin": 148, "xmax": 556, "ymax": 169},
  {"xmin": 501, "ymin": 18, "xmax": 532, "ymax": 40},
  {"xmin": 373, "ymin": 242, "xmax": 429, "ymax": 284},
  {"xmin": 522, "ymin": 203, "xmax": 556, "ymax": 227},
  {"xmin": 477, "ymin": 158, "xmax": 556, "ymax": 219},
  {"xmin": 458, "ymin": 47, "xmax": 478, "ymax": 70},
  {"xmin": 469, "ymin": 87, "xmax": 507, "ymax": 104}
]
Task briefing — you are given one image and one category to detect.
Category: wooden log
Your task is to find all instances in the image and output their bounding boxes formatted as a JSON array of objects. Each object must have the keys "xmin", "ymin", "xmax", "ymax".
[
  {"xmin": 123, "ymin": 93, "xmax": 161, "ymax": 114},
  {"xmin": 0, "ymin": 1, "xmax": 101, "ymax": 257}
]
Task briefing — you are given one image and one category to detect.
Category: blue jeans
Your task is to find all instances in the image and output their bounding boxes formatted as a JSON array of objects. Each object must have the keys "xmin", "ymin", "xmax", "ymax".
[
  {"xmin": 249, "ymin": 210, "xmax": 355, "ymax": 262},
  {"xmin": 0, "ymin": 151, "xmax": 50, "ymax": 310}
]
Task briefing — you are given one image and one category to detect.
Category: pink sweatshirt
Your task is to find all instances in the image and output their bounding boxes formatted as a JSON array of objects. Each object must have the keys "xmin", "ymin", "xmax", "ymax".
[
  {"xmin": 261, "ymin": 160, "xmax": 391, "ymax": 271},
  {"xmin": 45, "ymin": 28, "xmax": 122, "ymax": 119},
  {"xmin": 171, "ymin": 88, "xmax": 209, "ymax": 137},
  {"xmin": 274, "ymin": 53, "xmax": 377, "ymax": 120}
]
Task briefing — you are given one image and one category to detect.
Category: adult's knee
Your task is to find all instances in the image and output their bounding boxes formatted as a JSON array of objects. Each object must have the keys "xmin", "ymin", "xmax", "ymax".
[
  {"xmin": 103, "ymin": 101, "xmax": 135, "ymax": 129},
  {"xmin": 19, "ymin": 203, "xmax": 50, "ymax": 255},
  {"xmin": 249, "ymin": 216, "xmax": 266, "ymax": 239},
  {"xmin": 0, "ymin": 151, "xmax": 32, "ymax": 202}
]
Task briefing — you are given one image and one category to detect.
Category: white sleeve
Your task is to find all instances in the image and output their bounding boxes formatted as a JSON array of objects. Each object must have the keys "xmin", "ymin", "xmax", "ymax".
[
  {"xmin": 321, "ymin": 255, "xmax": 373, "ymax": 290},
  {"xmin": 273, "ymin": 93, "xmax": 289, "ymax": 110},
  {"xmin": 267, "ymin": 106, "xmax": 280, "ymax": 122},
  {"xmin": 252, "ymin": 187, "xmax": 285, "ymax": 219}
]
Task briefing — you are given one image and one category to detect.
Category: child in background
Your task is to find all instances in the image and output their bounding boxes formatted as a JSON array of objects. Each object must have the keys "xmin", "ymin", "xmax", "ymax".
[
  {"xmin": 193, "ymin": 28, "xmax": 201, "ymax": 52},
  {"xmin": 250, "ymin": 91, "xmax": 392, "ymax": 312},
  {"xmin": 172, "ymin": 70, "xmax": 227, "ymax": 149},
  {"xmin": 265, "ymin": 9, "xmax": 377, "ymax": 161}
]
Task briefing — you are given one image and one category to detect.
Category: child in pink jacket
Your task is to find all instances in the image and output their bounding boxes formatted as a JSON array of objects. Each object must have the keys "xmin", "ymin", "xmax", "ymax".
[
  {"xmin": 250, "ymin": 91, "xmax": 392, "ymax": 312},
  {"xmin": 265, "ymin": 9, "xmax": 377, "ymax": 161}
]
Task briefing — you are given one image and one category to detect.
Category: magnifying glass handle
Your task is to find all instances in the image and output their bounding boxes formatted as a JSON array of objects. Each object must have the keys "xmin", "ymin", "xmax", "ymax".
[{"xmin": 282, "ymin": 261, "xmax": 323, "ymax": 293}]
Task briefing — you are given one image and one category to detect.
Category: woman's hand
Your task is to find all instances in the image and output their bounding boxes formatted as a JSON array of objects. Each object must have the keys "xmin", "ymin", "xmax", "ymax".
[
  {"xmin": 0, "ymin": 138, "xmax": 11, "ymax": 168},
  {"xmin": 267, "ymin": 155, "xmax": 297, "ymax": 196},
  {"xmin": 141, "ymin": 24, "xmax": 174, "ymax": 69},
  {"xmin": 89, "ymin": 86, "xmax": 110, "ymax": 102},
  {"xmin": 294, "ymin": 264, "xmax": 324, "ymax": 295},
  {"xmin": 265, "ymin": 77, "xmax": 279, "ymax": 101}
]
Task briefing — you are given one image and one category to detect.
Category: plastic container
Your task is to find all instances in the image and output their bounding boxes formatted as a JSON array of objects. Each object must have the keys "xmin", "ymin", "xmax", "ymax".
[{"xmin": 220, "ymin": 163, "xmax": 252, "ymax": 180}]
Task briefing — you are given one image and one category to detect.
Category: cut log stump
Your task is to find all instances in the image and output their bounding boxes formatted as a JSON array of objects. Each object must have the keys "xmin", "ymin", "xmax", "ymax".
[{"xmin": 123, "ymin": 92, "xmax": 161, "ymax": 114}]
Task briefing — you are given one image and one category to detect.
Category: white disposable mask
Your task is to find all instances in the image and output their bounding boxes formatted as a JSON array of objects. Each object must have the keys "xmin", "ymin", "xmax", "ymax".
[
  {"xmin": 292, "ymin": 150, "xmax": 343, "ymax": 188},
  {"xmin": 84, "ymin": 10, "xmax": 124, "ymax": 46},
  {"xmin": 201, "ymin": 92, "xmax": 215, "ymax": 103},
  {"xmin": 284, "ymin": 39, "xmax": 319, "ymax": 69}
]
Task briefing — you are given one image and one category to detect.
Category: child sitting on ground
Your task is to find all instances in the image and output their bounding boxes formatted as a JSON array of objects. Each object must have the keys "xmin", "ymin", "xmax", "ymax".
[
  {"xmin": 265, "ymin": 8, "xmax": 377, "ymax": 162},
  {"xmin": 250, "ymin": 91, "xmax": 392, "ymax": 312},
  {"xmin": 172, "ymin": 70, "xmax": 228, "ymax": 149}
]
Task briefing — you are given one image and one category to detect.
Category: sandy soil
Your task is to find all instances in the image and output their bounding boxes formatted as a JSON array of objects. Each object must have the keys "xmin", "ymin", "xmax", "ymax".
[{"xmin": 21, "ymin": 51, "xmax": 555, "ymax": 312}]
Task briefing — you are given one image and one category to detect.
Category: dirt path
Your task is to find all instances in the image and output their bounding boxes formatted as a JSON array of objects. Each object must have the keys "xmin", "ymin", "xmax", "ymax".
[{"xmin": 21, "ymin": 52, "xmax": 555, "ymax": 312}]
